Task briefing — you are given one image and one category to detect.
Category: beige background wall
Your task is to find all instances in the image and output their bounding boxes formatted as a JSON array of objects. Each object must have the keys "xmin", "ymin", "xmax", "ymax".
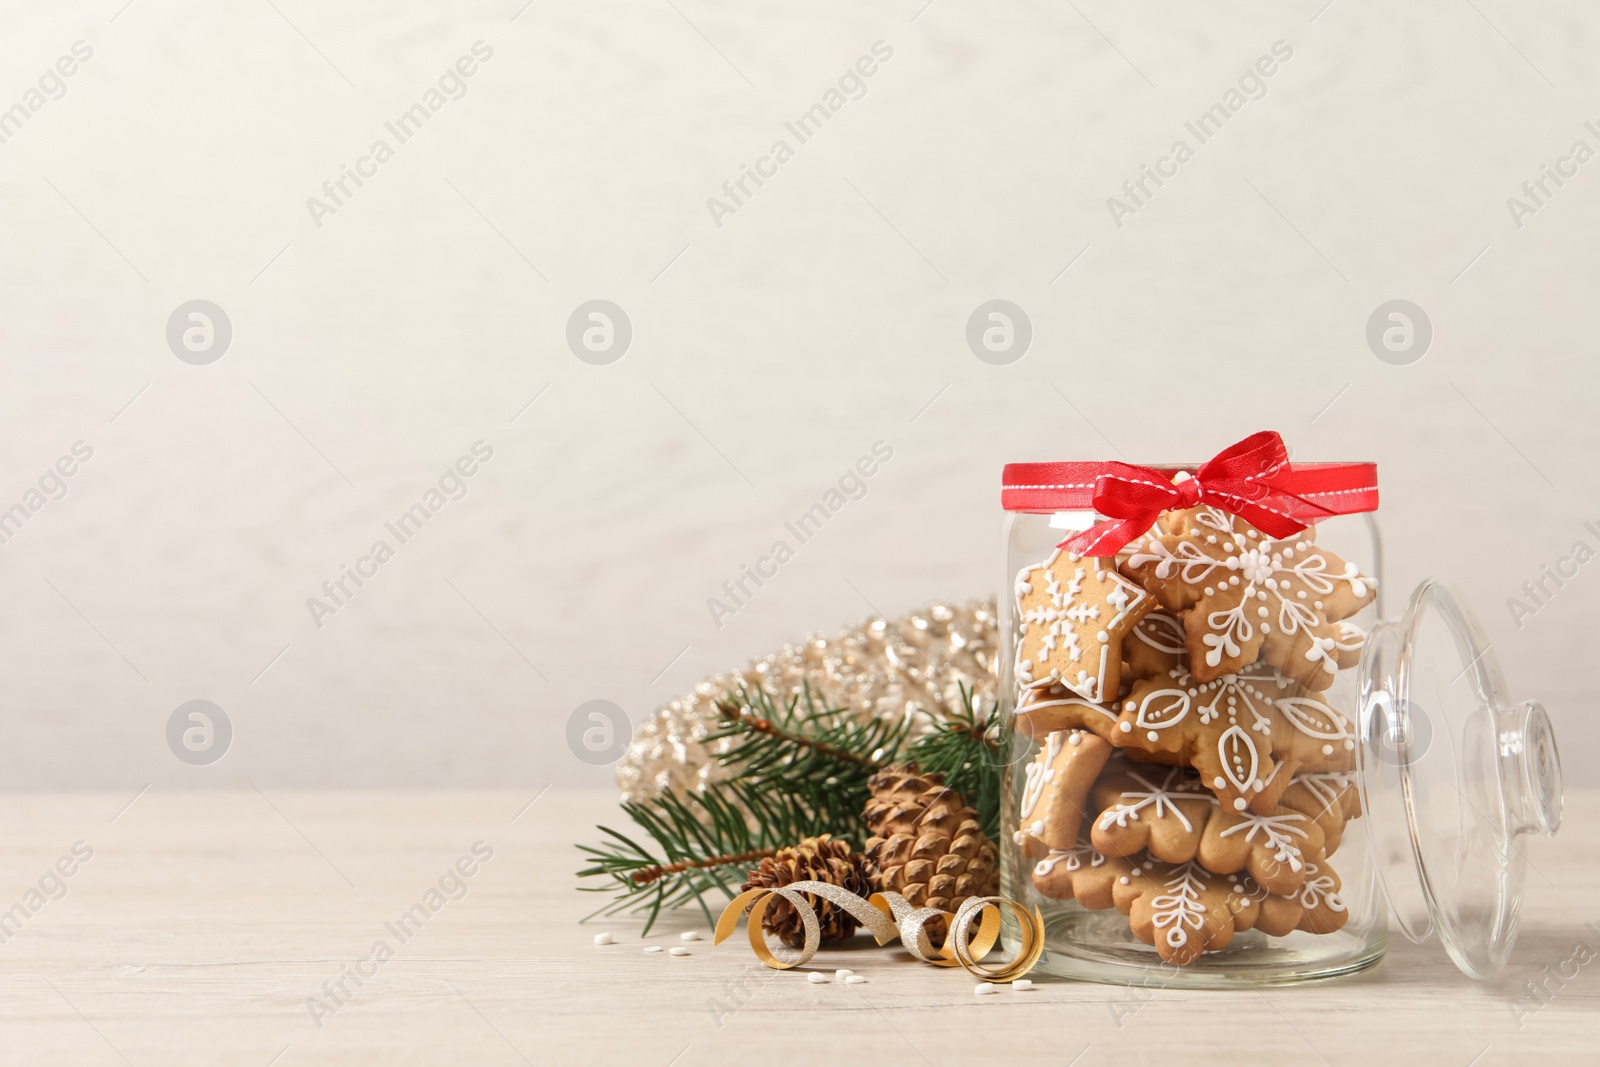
[{"xmin": 0, "ymin": 0, "xmax": 1596, "ymax": 789}]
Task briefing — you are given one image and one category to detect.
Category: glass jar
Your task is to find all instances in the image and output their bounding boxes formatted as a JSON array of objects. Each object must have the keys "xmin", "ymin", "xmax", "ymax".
[{"xmin": 997, "ymin": 454, "xmax": 1562, "ymax": 987}]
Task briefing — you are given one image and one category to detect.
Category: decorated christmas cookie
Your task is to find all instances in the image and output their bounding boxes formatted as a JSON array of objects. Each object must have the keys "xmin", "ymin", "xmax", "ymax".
[
  {"xmin": 1090, "ymin": 765, "xmax": 1325, "ymax": 895},
  {"xmin": 1248, "ymin": 853, "xmax": 1349, "ymax": 937},
  {"xmin": 1123, "ymin": 611, "xmax": 1189, "ymax": 680},
  {"xmin": 1110, "ymin": 859, "xmax": 1262, "ymax": 966},
  {"xmin": 1031, "ymin": 843, "xmax": 1135, "ymax": 908},
  {"xmin": 1013, "ymin": 683, "xmax": 1122, "ymax": 744},
  {"xmin": 1278, "ymin": 770, "xmax": 1362, "ymax": 856},
  {"xmin": 1113, "ymin": 664, "xmax": 1357, "ymax": 815},
  {"xmin": 1017, "ymin": 729, "xmax": 1112, "ymax": 850},
  {"xmin": 1089, "ymin": 765, "xmax": 1217, "ymax": 864},
  {"xmin": 1015, "ymin": 549, "xmax": 1154, "ymax": 703},
  {"xmin": 1121, "ymin": 507, "xmax": 1376, "ymax": 690},
  {"xmin": 1196, "ymin": 803, "xmax": 1327, "ymax": 896}
]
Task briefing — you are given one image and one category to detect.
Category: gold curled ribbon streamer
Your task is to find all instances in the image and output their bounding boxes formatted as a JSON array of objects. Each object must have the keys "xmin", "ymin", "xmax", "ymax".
[
  {"xmin": 948, "ymin": 895, "xmax": 1046, "ymax": 982},
  {"xmin": 712, "ymin": 880, "xmax": 1045, "ymax": 982}
]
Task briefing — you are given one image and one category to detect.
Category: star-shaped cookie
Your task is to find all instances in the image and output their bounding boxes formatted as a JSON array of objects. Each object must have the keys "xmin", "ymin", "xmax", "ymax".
[{"xmin": 1016, "ymin": 549, "xmax": 1154, "ymax": 703}]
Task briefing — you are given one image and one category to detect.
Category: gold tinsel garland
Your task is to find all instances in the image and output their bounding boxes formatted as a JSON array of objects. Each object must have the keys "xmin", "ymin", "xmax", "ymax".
[{"xmin": 615, "ymin": 598, "xmax": 1000, "ymax": 805}]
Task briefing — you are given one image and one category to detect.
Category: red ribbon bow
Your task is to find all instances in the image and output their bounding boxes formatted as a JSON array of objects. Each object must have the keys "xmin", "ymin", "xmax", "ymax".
[{"xmin": 1000, "ymin": 431, "xmax": 1378, "ymax": 557}]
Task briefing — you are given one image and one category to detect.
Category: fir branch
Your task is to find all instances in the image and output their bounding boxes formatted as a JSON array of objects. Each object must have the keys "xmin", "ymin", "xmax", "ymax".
[
  {"xmin": 714, "ymin": 696, "xmax": 879, "ymax": 769},
  {"xmin": 576, "ymin": 779, "xmax": 833, "ymax": 934},
  {"xmin": 705, "ymin": 682, "xmax": 910, "ymax": 831},
  {"xmin": 904, "ymin": 682, "xmax": 1004, "ymax": 841},
  {"xmin": 628, "ymin": 848, "xmax": 778, "ymax": 887},
  {"xmin": 576, "ymin": 679, "xmax": 1008, "ymax": 931}
]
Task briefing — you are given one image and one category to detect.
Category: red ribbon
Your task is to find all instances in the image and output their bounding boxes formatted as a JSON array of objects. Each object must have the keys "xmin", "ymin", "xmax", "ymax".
[{"xmin": 1001, "ymin": 431, "xmax": 1378, "ymax": 557}]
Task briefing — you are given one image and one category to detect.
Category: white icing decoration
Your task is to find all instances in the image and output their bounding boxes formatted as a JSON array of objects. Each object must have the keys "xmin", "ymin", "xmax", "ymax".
[
  {"xmin": 1275, "ymin": 695, "xmax": 1354, "ymax": 747},
  {"xmin": 1019, "ymin": 731, "xmax": 1064, "ymax": 820},
  {"xmin": 1295, "ymin": 770, "xmax": 1356, "ymax": 815},
  {"xmin": 1217, "ymin": 724, "xmax": 1257, "ymax": 794},
  {"xmin": 1149, "ymin": 863, "xmax": 1210, "ymax": 949},
  {"xmin": 1035, "ymin": 845, "xmax": 1106, "ymax": 877},
  {"xmin": 1097, "ymin": 769, "xmax": 1215, "ymax": 833},
  {"xmin": 1132, "ymin": 613, "xmax": 1186, "ymax": 656},
  {"xmin": 1218, "ymin": 811, "xmax": 1310, "ymax": 872},
  {"xmin": 1297, "ymin": 860, "xmax": 1346, "ymax": 913}
]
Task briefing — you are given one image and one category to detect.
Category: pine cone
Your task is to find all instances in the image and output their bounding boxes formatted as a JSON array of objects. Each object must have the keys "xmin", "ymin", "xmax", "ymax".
[
  {"xmin": 863, "ymin": 765, "xmax": 999, "ymax": 943},
  {"xmin": 741, "ymin": 835, "xmax": 873, "ymax": 949}
]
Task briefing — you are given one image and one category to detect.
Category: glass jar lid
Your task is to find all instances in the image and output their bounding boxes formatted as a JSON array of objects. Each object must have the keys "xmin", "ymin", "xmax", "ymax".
[{"xmin": 1359, "ymin": 580, "xmax": 1563, "ymax": 978}]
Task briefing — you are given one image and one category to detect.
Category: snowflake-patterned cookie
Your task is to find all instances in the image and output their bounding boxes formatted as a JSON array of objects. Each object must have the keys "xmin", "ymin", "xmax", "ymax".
[
  {"xmin": 1016, "ymin": 549, "xmax": 1154, "ymax": 703},
  {"xmin": 1112, "ymin": 663, "xmax": 1357, "ymax": 815},
  {"xmin": 1120, "ymin": 507, "xmax": 1376, "ymax": 690},
  {"xmin": 1090, "ymin": 765, "xmax": 1325, "ymax": 895},
  {"xmin": 1089, "ymin": 765, "xmax": 1217, "ymax": 864},
  {"xmin": 1197, "ymin": 804, "xmax": 1326, "ymax": 896}
]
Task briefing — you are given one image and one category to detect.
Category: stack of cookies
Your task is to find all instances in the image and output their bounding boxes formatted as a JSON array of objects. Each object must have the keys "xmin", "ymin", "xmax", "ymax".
[{"xmin": 1010, "ymin": 505, "xmax": 1375, "ymax": 966}]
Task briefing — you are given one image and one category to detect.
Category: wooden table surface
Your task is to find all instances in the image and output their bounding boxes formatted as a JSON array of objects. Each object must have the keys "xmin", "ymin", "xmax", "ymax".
[{"xmin": 0, "ymin": 787, "xmax": 1594, "ymax": 1066}]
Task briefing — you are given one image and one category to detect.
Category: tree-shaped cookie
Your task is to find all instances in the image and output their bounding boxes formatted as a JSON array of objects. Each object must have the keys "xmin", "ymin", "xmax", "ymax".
[
  {"xmin": 1120, "ymin": 506, "xmax": 1375, "ymax": 690},
  {"xmin": 1113, "ymin": 663, "xmax": 1357, "ymax": 815},
  {"xmin": 1017, "ymin": 729, "xmax": 1112, "ymax": 850},
  {"xmin": 1091, "ymin": 765, "xmax": 1325, "ymax": 895},
  {"xmin": 1015, "ymin": 549, "xmax": 1154, "ymax": 703}
]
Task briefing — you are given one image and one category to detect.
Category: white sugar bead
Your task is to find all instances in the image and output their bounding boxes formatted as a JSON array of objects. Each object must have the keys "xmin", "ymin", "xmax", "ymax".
[
  {"xmin": 975, "ymin": 983, "xmax": 1001, "ymax": 996},
  {"xmin": 835, "ymin": 969, "xmax": 854, "ymax": 979},
  {"xmin": 644, "ymin": 946, "xmax": 663, "ymax": 953},
  {"xmin": 593, "ymin": 932, "xmax": 615, "ymax": 946},
  {"xmin": 680, "ymin": 931, "xmax": 703, "ymax": 941},
  {"xmin": 668, "ymin": 946, "xmax": 691, "ymax": 956},
  {"xmin": 845, "ymin": 975, "xmax": 868, "ymax": 985},
  {"xmin": 808, "ymin": 973, "xmax": 830, "ymax": 984},
  {"xmin": 1013, "ymin": 979, "xmax": 1035, "ymax": 990}
]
